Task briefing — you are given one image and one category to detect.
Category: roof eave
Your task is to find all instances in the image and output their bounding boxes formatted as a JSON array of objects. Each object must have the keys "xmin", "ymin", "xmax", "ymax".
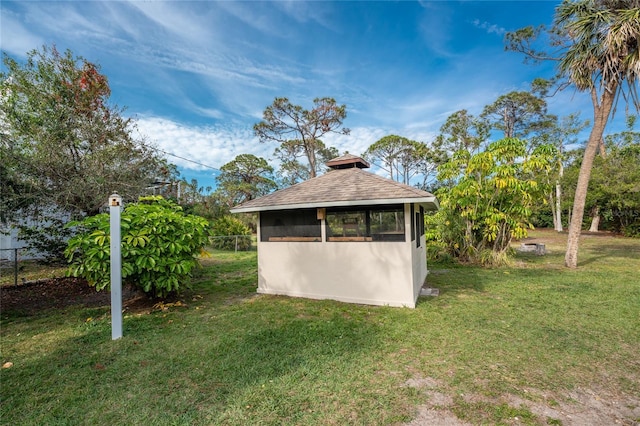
[{"xmin": 230, "ymin": 196, "xmax": 439, "ymax": 214}]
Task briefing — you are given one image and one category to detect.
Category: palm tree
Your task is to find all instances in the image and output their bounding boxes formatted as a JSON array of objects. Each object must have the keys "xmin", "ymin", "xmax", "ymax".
[{"xmin": 552, "ymin": 0, "xmax": 639, "ymax": 267}]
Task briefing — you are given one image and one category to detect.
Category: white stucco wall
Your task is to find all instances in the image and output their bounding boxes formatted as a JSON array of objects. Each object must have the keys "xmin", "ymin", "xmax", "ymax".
[
  {"xmin": 407, "ymin": 203, "xmax": 428, "ymax": 303},
  {"xmin": 411, "ymin": 234, "xmax": 428, "ymax": 303},
  {"xmin": 255, "ymin": 203, "xmax": 428, "ymax": 308}
]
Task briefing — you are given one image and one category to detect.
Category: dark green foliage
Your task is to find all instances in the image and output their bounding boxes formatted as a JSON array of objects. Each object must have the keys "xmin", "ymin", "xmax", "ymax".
[
  {"xmin": 215, "ymin": 154, "xmax": 277, "ymax": 208},
  {"xmin": 65, "ymin": 196, "xmax": 209, "ymax": 297},
  {"xmin": 562, "ymin": 129, "xmax": 640, "ymax": 236},
  {"xmin": 1, "ymin": 46, "xmax": 167, "ymax": 220},
  {"xmin": 273, "ymin": 139, "xmax": 338, "ymax": 186},
  {"xmin": 529, "ymin": 209, "xmax": 555, "ymax": 229},
  {"xmin": 17, "ymin": 216, "xmax": 75, "ymax": 265},
  {"xmin": 210, "ymin": 215, "xmax": 252, "ymax": 251}
]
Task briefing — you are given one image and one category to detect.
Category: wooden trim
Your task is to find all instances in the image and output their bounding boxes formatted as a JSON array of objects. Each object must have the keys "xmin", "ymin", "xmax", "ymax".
[
  {"xmin": 327, "ymin": 236, "xmax": 373, "ymax": 242},
  {"xmin": 268, "ymin": 236, "xmax": 321, "ymax": 242}
]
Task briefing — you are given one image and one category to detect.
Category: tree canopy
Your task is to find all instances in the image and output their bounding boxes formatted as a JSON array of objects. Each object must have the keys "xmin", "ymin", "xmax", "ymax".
[
  {"xmin": 1, "ymin": 46, "xmax": 168, "ymax": 220},
  {"xmin": 506, "ymin": 0, "xmax": 640, "ymax": 268},
  {"xmin": 273, "ymin": 139, "xmax": 338, "ymax": 186},
  {"xmin": 215, "ymin": 154, "xmax": 277, "ymax": 208},
  {"xmin": 253, "ymin": 97, "xmax": 349, "ymax": 180},
  {"xmin": 363, "ymin": 135, "xmax": 439, "ymax": 187},
  {"xmin": 433, "ymin": 109, "xmax": 488, "ymax": 157},
  {"xmin": 431, "ymin": 138, "xmax": 557, "ymax": 264},
  {"xmin": 480, "ymin": 91, "xmax": 555, "ymax": 142}
]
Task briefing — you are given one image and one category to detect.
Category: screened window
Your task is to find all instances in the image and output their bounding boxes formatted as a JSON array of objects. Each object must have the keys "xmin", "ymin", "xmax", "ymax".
[
  {"xmin": 326, "ymin": 205, "xmax": 405, "ymax": 242},
  {"xmin": 410, "ymin": 204, "xmax": 415, "ymax": 242},
  {"xmin": 414, "ymin": 205, "xmax": 425, "ymax": 247},
  {"xmin": 260, "ymin": 209, "xmax": 321, "ymax": 242},
  {"xmin": 326, "ymin": 210, "xmax": 367, "ymax": 241},
  {"xmin": 370, "ymin": 209, "xmax": 406, "ymax": 241}
]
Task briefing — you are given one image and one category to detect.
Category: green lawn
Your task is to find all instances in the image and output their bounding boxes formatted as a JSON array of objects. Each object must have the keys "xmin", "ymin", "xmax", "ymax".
[{"xmin": 1, "ymin": 230, "xmax": 639, "ymax": 425}]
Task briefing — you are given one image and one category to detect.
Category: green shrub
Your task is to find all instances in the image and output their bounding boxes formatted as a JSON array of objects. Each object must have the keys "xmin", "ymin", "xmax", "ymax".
[
  {"xmin": 622, "ymin": 221, "xmax": 640, "ymax": 238},
  {"xmin": 65, "ymin": 196, "xmax": 210, "ymax": 297},
  {"xmin": 210, "ymin": 215, "xmax": 252, "ymax": 251}
]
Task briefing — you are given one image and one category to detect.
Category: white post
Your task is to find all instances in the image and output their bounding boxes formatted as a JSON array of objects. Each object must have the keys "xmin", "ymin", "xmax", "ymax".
[{"xmin": 109, "ymin": 193, "xmax": 123, "ymax": 340}]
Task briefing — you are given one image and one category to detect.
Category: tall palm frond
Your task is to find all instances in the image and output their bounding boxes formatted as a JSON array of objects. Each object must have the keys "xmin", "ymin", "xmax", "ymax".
[{"xmin": 555, "ymin": 0, "xmax": 640, "ymax": 106}]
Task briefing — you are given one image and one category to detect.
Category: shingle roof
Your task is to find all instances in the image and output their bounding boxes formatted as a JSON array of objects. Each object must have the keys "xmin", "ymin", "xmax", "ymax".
[{"xmin": 230, "ymin": 167, "xmax": 439, "ymax": 213}]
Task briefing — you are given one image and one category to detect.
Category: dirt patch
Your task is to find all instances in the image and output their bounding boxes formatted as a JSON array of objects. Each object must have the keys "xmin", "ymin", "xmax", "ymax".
[
  {"xmin": 504, "ymin": 387, "xmax": 640, "ymax": 426},
  {"xmin": 403, "ymin": 376, "xmax": 640, "ymax": 425},
  {"xmin": 403, "ymin": 377, "xmax": 471, "ymax": 426},
  {"xmin": 0, "ymin": 277, "xmax": 160, "ymax": 316}
]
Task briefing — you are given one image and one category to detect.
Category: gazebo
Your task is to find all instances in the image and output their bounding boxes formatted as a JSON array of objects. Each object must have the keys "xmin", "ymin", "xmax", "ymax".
[{"xmin": 230, "ymin": 153, "xmax": 439, "ymax": 308}]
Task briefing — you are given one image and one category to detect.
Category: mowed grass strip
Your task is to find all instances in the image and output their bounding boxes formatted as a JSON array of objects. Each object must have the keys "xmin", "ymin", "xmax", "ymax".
[{"xmin": 1, "ymin": 232, "xmax": 639, "ymax": 425}]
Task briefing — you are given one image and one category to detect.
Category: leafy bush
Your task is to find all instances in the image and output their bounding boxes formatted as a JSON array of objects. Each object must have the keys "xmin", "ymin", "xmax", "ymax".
[
  {"xmin": 434, "ymin": 138, "xmax": 555, "ymax": 264},
  {"xmin": 65, "ymin": 196, "xmax": 209, "ymax": 297},
  {"xmin": 622, "ymin": 221, "xmax": 640, "ymax": 238},
  {"xmin": 210, "ymin": 215, "xmax": 252, "ymax": 251}
]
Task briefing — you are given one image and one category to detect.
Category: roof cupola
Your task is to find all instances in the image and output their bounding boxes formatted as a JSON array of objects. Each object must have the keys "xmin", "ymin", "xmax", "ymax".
[{"xmin": 325, "ymin": 153, "xmax": 370, "ymax": 169}]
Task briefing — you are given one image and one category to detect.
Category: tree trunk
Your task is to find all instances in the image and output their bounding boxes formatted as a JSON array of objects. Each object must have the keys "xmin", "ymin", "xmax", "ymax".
[
  {"xmin": 598, "ymin": 137, "xmax": 606, "ymax": 158},
  {"xmin": 565, "ymin": 87, "xmax": 615, "ymax": 268},
  {"xmin": 589, "ymin": 206, "xmax": 600, "ymax": 232},
  {"xmin": 305, "ymin": 139, "xmax": 317, "ymax": 178},
  {"xmin": 555, "ymin": 160, "xmax": 564, "ymax": 232},
  {"xmin": 549, "ymin": 193, "xmax": 558, "ymax": 231},
  {"xmin": 555, "ymin": 180, "xmax": 563, "ymax": 232}
]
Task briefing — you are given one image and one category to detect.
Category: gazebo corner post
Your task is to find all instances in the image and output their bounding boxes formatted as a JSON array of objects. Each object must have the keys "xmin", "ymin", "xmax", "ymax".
[{"xmin": 109, "ymin": 193, "xmax": 123, "ymax": 340}]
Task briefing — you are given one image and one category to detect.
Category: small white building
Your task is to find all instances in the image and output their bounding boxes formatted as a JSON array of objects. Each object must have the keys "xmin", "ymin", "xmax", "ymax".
[{"xmin": 230, "ymin": 154, "xmax": 439, "ymax": 308}]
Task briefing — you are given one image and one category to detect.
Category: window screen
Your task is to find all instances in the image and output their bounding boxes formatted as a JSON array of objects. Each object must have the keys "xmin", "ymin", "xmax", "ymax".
[
  {"xmin": 369, "ymin": 209, "xmax": 405, "ymax": 241},
  {"xmin": 410, "ymin": 204, "xmax": 415, "ymax": 241},
  {"xmin": 415, "ymin": 205, "xmax": 425, "ymax": 248},
  {"xmin": 260, "ymin": 209, "xmax": 321, "ymax": 242},
  {"xmin": 326, "ymin": 205, "xmax": 405, "ymax": 242}
]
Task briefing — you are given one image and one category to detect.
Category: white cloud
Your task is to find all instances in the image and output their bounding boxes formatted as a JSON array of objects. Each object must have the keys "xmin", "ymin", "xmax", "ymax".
[
  {"xmin": 134, "ymin": 116, "xmax": 397, "ymax": 173},
  {"xmin": 123, "ymin": 1, "xmax": 216, "ymax": 45},
  {"xmin": 418, "ymin": 4, "xmax": 456, "ymax": 58},
  {"xmin": 324, "ymin": 127, "xmax": 387, "ymax": 157},
  {"xmin": 275, "ymin": 1, "xmax": 339, "ymax": 31},
  {"xmin": 215, "ymin": 2, "xmax": 284, "ymax": 38},
  {"xmin": 0, "ymin": 11, "xmax": 43, "ymax": 56},
  {"xmin": 471, "ymin": 19, "xmax": 506, "ymax": 36},
  {"xmin": 19, "ymin": 2, "xmax": 107, "ymax": 43},
  {"xmin": 134, "ymin": 116, "xmax": 271, "ymax": 171}
]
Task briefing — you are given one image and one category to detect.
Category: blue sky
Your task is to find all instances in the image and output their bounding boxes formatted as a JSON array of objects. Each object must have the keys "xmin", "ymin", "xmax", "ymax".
[{"xmin": 1, "ymin": 1, "xmax": 623, "ymax": 190}]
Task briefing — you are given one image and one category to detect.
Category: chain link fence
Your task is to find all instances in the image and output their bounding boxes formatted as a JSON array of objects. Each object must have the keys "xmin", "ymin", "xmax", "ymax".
[
  {"xmin": 209, "ymin": 235, "xmax": 255, "ymax": 252},
  {"xmin": 0, "ymin": 247, "xmax": 29, "ymax": 286},
  {"xmin": 0, "ymin": 236, "xmax": 255, "ymax": 287}
]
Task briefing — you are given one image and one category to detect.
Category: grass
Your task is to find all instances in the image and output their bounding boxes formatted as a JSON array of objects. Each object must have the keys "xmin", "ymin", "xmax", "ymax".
[
  {"xmin": 0, "ymin": 259, "xmax": 67, "ymax": 286},
  {"xmin": 1, "ymin": 230, "xmax": 639, "ymax": 425}
]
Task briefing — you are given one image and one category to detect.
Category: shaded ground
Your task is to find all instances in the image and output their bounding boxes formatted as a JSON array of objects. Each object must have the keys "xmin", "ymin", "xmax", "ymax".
[{"xmin": 0, "ymin": 277, "xmax": 159, "ymax": 316}]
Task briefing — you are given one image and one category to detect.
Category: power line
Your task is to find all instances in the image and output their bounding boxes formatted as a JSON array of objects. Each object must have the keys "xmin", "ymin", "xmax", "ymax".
[{"xmin": 142, "ymin": 143, "xmax": 221, "ymax": 172}]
